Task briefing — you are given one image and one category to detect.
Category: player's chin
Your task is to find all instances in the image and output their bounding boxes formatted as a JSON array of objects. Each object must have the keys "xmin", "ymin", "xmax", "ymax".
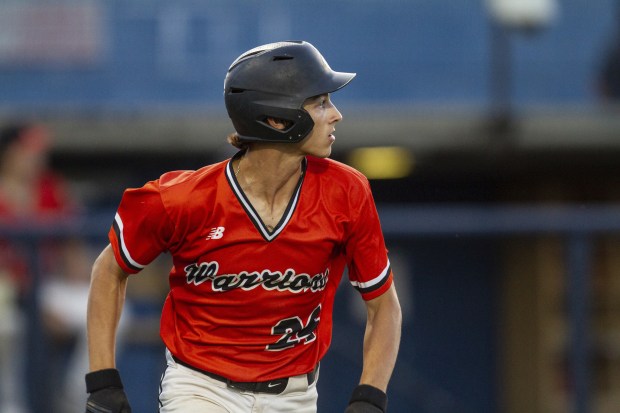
[
  {"xmin": 319, "ymin": 137, "xmax": 335, "ymax": 157},
  {"xmin": 301, "ymin": 137, "xmax": 334, "ymax": 158},
  {"xmin": 312, "ymin": 145, "xmax": 333, "ymax": 158}
]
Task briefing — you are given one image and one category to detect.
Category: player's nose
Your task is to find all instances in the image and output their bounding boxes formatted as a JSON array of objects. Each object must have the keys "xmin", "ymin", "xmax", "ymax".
[{"xmin": 330, "ymin": 103, "xmax": 343, "ymax": 123}]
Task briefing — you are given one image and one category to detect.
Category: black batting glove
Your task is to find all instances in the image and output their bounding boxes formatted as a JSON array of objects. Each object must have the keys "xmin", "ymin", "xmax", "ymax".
[
  {"xmin": 85, "ymin": 368, "xmax": 132, "ymax": 413},
  {"xmin": 344, "ymin": 384, "xmax": 387, "ymax": 413}
]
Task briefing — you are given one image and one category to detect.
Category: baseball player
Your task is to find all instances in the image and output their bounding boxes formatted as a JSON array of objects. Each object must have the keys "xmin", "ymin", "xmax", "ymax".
[{"xmin": 85, "ymin": 40, "xmax": 401, "ymax": 413}]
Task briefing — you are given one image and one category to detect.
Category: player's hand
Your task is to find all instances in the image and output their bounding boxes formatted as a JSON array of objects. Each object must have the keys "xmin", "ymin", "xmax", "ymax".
[
  {"xmin": 86, "ymin": 388, "xmax": 131, "ymax": 413},
  {"xmin": 85, "ymin": 368, "xmax": 132, "ymax": 413},
  {"xmin": 345, "ymin": 384, "xmax": 387, "ymax": 413},
  {"xmin": 345, "ymin": 400, "xmax": 384, "ymax": 413}
]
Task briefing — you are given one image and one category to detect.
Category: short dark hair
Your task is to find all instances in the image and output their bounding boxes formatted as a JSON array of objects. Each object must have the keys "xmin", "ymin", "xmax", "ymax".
[{"xmin": 0, "ymin": 124, "xmax": 27, "ymax": 157}]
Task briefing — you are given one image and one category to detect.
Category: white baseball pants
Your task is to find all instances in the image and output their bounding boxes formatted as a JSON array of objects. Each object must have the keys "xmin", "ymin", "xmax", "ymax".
[{"xmin": 158, "ymin": 349, "xmax": 319, "ymax": 413}]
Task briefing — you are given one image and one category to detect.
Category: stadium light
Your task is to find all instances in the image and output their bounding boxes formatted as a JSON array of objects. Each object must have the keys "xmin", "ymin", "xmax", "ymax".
[
  {"xmin": 485, "ymin": 0, "xmax": 559, "ymax": 147},
  {"xmin": 486, "ymin": 0, "xmax": 558, "ymax": 32}
]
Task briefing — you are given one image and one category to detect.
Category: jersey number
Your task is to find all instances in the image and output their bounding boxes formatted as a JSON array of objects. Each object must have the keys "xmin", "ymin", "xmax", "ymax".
[{"xmin": 267, "ymin": 305, "xmax": 321, "ymax": 351}]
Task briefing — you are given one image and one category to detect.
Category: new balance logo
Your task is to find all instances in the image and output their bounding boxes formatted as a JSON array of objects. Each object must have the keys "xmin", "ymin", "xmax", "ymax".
[{"xmin": 206, "ymin": 227, "xmax": 225, "ymax": 240}]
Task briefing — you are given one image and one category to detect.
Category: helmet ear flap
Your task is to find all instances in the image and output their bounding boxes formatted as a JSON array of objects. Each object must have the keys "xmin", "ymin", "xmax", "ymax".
[{"xmin": 233, "ymin": 102, "xmax": 314, "ymax": 143}]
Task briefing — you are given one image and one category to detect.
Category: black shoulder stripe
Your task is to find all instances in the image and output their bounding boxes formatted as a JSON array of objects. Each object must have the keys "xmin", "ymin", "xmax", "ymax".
[
  {"xmin": 112, "ymin": 219, "xmax": 143, "ymax": 272},
  {"xmin": 355, "ymin": 265, "xmax": 391, "ymax": 294}
]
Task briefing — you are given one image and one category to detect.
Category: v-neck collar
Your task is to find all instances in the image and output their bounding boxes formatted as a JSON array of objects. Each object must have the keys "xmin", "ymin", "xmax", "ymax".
[{"xmin": 225, "ymin": 152, "xmax": 307, "ymax": 242}]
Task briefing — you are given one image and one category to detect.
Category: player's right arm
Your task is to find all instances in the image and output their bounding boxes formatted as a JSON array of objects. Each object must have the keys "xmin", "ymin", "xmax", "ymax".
[
  {"xmin": 84, "ymin": 176, "xmax": 176, "ymax": 412},
  {"xmin": 87, "ymin": 244, "xmax": 130, "ymax": 371},
  {"xmin": 85, "ymin": 244, "xmax": 132, "ymax": 413}
]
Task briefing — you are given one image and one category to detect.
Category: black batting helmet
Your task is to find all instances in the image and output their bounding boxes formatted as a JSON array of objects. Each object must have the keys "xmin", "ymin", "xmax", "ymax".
[{"xmin": 224, "ymin": 41, "xmax": 356, "ymax": 143}]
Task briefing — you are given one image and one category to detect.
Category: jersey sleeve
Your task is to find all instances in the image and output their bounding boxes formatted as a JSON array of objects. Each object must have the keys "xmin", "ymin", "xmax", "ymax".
[
  {"xmin": 345, "ymin": 178, "xmax": 393, "ymax": 301},
  {"xmin": 108, "ymin": 179, "xmax": 174, "ymax": 274}
]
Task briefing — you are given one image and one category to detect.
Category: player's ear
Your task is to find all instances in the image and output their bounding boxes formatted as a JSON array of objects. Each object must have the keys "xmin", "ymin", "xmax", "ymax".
[{"xmin": 265, "ymin": 117, "xmax": 291, "ymax": 131}]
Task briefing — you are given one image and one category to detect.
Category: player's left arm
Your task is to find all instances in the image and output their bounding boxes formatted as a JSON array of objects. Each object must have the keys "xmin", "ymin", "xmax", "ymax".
[
  {"xmin": 346, "ymin": 284, "xmax": 401, "ymax": 413},
  {"xmin": 343, "ymin": 175, "xmax": 402, "ymax": 412},
  {"xmin": 359, "ymin": 283, "xmax": 401, "ymax": 390}
]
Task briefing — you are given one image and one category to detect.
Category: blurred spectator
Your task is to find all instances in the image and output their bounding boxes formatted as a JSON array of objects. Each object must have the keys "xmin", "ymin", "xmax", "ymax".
[
  {"xmin": 0, "ymin": 122, "xmax": 71, "ymax": 413},
  {"xmin": 0, "ymin": 123, "xmax": 84, "ymax": 413},
  {"xmin": 41, "ymin": 237, "xmax": 134, "ymax": 413},
  {"xmin": 0, "ymin": 123, "xmax": 76, "ymax": 218},
  {"xmin": 40, "ymin": 239, "xmax": 93, "ymax": 413}
]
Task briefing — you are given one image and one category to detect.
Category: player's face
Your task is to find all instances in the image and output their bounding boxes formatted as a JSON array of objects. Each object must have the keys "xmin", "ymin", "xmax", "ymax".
[{"xmin": 298, "ymin": 94, "xmax": 342, "ymax": 158}]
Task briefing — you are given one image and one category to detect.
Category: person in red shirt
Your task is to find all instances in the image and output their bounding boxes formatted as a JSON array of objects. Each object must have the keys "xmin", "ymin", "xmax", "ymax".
[
  {"xmin": 86, "ymin": 41, "xmax": 402, "ymax": 413},
  {"xmin": 0, "ymin": 123, "xmax": 74, "ymax": 217},
  {"xmin": 0, "ymin": 124, "xmax": 77, "ymax": 287},
  {"xmin": 0, "ymin": 123, "xmax": 79, "ymax": 413}
]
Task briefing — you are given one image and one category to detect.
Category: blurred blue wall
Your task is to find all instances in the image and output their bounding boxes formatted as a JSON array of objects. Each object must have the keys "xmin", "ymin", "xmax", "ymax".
[{"xmin": 0, "ymin": 0, "xmax": 617, "ymax": 110}]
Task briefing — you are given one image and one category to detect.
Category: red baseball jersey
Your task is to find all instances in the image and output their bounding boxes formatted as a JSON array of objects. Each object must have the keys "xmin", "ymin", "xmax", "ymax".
[{"xmin": 108, "ymin": 154, "xmax": 392, "ymax": 382}]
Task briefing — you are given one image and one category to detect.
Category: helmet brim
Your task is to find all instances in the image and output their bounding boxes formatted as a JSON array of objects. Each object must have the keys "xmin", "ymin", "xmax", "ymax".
[{"xmin": 307, "ymin": 71, "xmax": 356, "ymax": 99}]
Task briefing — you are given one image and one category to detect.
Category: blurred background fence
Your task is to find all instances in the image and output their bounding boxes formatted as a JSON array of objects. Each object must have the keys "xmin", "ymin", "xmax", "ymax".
[{"xmin": 1, "ymin": 0, "xmax": 620, "ymax": 412}]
